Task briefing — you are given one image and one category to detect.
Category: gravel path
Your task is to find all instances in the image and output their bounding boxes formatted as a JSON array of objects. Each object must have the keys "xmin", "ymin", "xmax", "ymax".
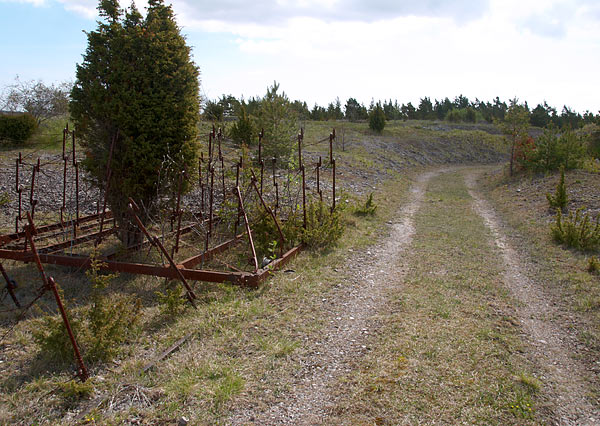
[
  {"xmin": 228, "ymin": 170, "xmax": 441, "ymax": 425},
  {"xmin": 466, "ymin": 172, "xmax": 599, "ymax": 426}
]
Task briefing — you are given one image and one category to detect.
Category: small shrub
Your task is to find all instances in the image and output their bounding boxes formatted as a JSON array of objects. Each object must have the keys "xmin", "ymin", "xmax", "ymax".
[
  {"xmin": 551, "ymin": 208, "xmax": 600, "ymax": 252},
  {"xmin": 525, "ymin": 126, "xmax": 588, "ymax": 172},
  {"xmin": 587, "ymin": 257, "xmax": 600, "ymax": 274},
  {"xmin": 546, "ymin": 167, "xmax": 568, "ymax": 210},
  {"xmin": 0, "ymin": 113, "xmax": 37, "ymax": 144},
  {"xmin": 155, "ymin": 282, "xmax": 187, "ymax": 317},
  {"xmin": 353, "ymin": 192, "xmax": 377, "ymax": 216},
  {"xmin": 301, "ymin": 200, "xmax": 344, "ymax": 249},
  {"xmin": 85, "ymin": 252, "xmax": 141, "ymax": 362},
  {"xmin": 229, "ymin": 105, "xmax": 254, "ymax": 146},
  {"xmin": 33, "ymin": 252, "xmax": 141, "ymax": 364},
  {"xmin": 58, "ymin": 379, "xmax": 93, "ymax": 407}
]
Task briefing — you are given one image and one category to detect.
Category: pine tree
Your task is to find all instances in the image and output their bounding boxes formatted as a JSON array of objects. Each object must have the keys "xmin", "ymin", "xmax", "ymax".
[
  {"xmin": 369, "ymin": 102, "xmax": 386, "ymax": 133},
  {"xmin": 70, "ymin": 0, "xmax": 199, "ymax": 244},
  {"xmin": 255, "ymin": 82, "xmax": 297, "ymax": 167}
]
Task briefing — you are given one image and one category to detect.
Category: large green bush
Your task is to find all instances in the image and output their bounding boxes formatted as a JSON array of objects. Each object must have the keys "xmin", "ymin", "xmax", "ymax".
[
  {"xmin": 230, "ymin": 105, "xmax": 255, "ymax": 146},
  {"xmin": 0, "ymin": 113, "xmax": 37, "ymax": 144},
  {"xmin": 70, "ymin": 0, "xmax": 199, "ymax": 245}
]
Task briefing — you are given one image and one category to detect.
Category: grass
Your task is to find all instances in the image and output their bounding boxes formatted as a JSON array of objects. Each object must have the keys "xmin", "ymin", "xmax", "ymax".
[
  {"xmin": 480, "ymin": 167, "xmax": 600, "ymax": 398},
  {"xmin": 327, "ymin": 171, "xmax": 543, "ymax": 425},
  {"xmin": 0, "ymin": 119, "xmax": 511, "ymax": 424}
]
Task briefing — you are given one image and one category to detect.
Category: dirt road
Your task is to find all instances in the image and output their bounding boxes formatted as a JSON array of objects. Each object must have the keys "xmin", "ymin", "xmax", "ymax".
[{"xmin": 230, "ymin": 167, "xmax": 599, "ymax": 426}]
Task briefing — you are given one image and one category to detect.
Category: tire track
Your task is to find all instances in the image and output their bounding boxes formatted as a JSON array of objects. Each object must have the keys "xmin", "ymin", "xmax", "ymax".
[
  {"xmin": 229, "ymin": 170, "xmax": 441, "ymax": 425},
  {"xmin": 466, "ymin": 172, "xmax": 599, "ymax": 426}
]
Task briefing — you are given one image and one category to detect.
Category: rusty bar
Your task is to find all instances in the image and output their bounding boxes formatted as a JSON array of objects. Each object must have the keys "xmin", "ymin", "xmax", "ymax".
[
  {"xmin": 62, "ymin": 127, "xmax": 66, "ymax": 160},
  {"xmin": 329, "ymin": 132, "xmax": 333, "ymax": 164},
  {"xmin": 75, "ymin": 162, "xmax": 80, "ymax": 234},
  {"xmin": 208, "ymin": 165, "xmax": 214, "ymax": 237},
  {"xmin": 48, "ymin": 277, "xmax": 89, "ymax": 382},
  {"xmin": 234, "ymin": 186, "xmax": 259, "ymax": 272},
  {"xmin": 25, "ymin": 212, "xmax": 88, "ymax": 381},
  {"xmin": 173, "ymin": 171, "xmax": 185, "ymax": 254},
  {"xmin": 152, "ymin": 236, "xmax": 197, "ymax": 307},
  {"xmin": 332, "ymin": 158, "xmax": 336, "ymax": 213},
  {"xmin": 208, "ymin": 130, "xmax": 213, "ymax": 163},
  {"xmin": 72, "ymin": 130, "xmax": 76, "ymax": 166},
  {"xmin": 250, "ymin": 171, "xmax": 285, "ymax": 257},
  {"xmin": 217, "ymin": 127, "xmax": 222, "ymax": 159},
  {"xmin": 258, "ymin": 129, "xmax": 263, "ymax": 163},
  {"xmin": 61, "ymin": 158, "xmax": 67, "ymax": 226},
  {"xmin": 234, "ymin": 160, "xmax": 241, "ymax": 237},
  {"xmin": 298, "ymin": 131, "xmax": 302, "ymax": 170},
  {"xmin": 0, "ymin": 263, "xmax": 20, "ymax": 308},
  {"xmin": 179, "ymin": 234, "xmax": 244, "ymax": 269},
  {"xmin": 221, "ymin": 156, "xmax": 226, "ymax": 204},
  {"xmin": 199, "ymin": 152, "xmax": 205, "ymax": 215},
  {"xmin": 0, "ymin": 212, "xmax": 112, "ymax": 248},
  {"xmin": 301, "ymin": 164, "xmax": 307, "ymax": 229},
  {"xmin": 250, "ymin": 245, "xmax": 303, "ymax": 287},
  {"xmin": 260, "ymin": 160, "xmax": 264, "ymax": 196},
  {"xmin": 38, "ymin": 227, "xmax": 116, "ymax": 255},
  {"xmin": 317, "ymin": 156, "xmax": 322, "ymax": 201}
]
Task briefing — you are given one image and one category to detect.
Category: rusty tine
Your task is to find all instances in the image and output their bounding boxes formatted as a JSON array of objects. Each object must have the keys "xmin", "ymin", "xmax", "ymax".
[
  {"xmin": 209, "ymin": 164, "xmax": 214, "ymax": 238},
  {"xmin": 332, "ymin": 158, "xmax": 336, "ymax": 213},
  {"xmin": 0, "ymin": 263, "xmax": 20, "ymax": 308},
  {"xmin": 25, "ymin": 212, "xmax": 88, "ymax": 381},
  {"xmin": 301, "ymin": 164, "xmax": 307, "ymax": 229},
  {"xmin": 48, "ymin": 277, "xmax": 89, "ymax": 382},
  {"xmin": 72, "ymin": 130, "xmax": 76, "ymax": 166},
  {"xmin": 221, "ymin": 156, "xmax": 226, "ymax": 204},
  {"xmin": 234, "ymin": 186, "xmax": 258, "ymax": 273},
  {"xmin": 75, "ymin": 162, "xmax": 79, "ymax": 236},
  {"xmin": 250, "ymin": 170, "xmax": 285, "ymax": 257},
  {"xmin": 199, "ymin": 153, "xmax": 205, "ymax": 215},
  {"xmin": 260, "ymin": 160, "xmax": 264, "ymax": 196},
  {"xmin": 173, "ymin": 171, "xmax": 184, "ymax": 255},
  {"xmin": 298, "ymin": 130, "xmax": 302, "ymax": 170}
]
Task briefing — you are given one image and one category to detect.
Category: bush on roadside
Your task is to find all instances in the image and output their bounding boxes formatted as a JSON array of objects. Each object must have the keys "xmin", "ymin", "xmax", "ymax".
[
  {"xmin": 551, "ymin": 208, "xmax": 600, "ymax": 252},
  {"xmin": 546, "ymin": 167, "xmax": 568, "ymax": 210},
  {"xmin": 353, "ymin": 192, "xmax": 377, "ymax": 216},
  {"xmin": 0, "ymin": 113, "xmax": 37, "ymax": 144},
  {"xmin": 522, "ymin": 126, "xmax": 587, "ymax": 172}
]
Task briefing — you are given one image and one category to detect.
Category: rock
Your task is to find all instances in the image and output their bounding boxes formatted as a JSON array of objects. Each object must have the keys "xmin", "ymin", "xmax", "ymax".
[{"xmin": 178, "ymin": 416, "xmax": 189, "ymax": 426}]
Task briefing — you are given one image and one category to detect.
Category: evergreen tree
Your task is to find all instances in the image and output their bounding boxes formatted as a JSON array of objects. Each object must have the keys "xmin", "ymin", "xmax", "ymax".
[
  {"xmin": 369, "ymin": 102, "xmax": 386, "ymax": 133},
  {"xmin": 70, "ymin": 0, "xmax": 200, "ymax": 244},
  {"xmin": 255, "ymin": 81, "xmax": 297, "ymax": 166},
  {"xmin": 499, "ymin": 99, "xmax": 530, "ymax": 176}
]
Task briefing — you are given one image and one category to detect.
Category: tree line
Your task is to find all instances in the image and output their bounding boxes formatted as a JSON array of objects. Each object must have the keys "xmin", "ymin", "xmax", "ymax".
[{"xmin": 204, "ymin": 93, "xmax": 599, "ymax": 129}]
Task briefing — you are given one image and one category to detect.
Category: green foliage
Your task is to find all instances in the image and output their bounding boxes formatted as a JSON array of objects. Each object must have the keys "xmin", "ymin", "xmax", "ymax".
[
  {"xmin": 204, "ymin": 100, "xmax": 224, "ymax": 122},
  {"xmin": 587, "ymin": 257, "xmax": 600, "ymax": 274},
  {"xmin": 58, "ymin": 380, "xmax": 93, "ymax": 407},
  {"xmin": 0, "ymin": 192, "xmax": 11, "ymax": 207},
  {"xmin": 353, "ymin": 192, "xmax": 377, "ymax": 216},
  {"xmin": 551, "ymin": 208, "xmax": 600, "ymax": 252},
  {"xmin": 499, "ymin": 100, "xmax": 530, "ymax": 176},
  {"xmin": 229, "ymin": 105, "xmax": 255, "ymax": 146},
  {"xmin": 546, "ymin": 168, "xmax": 568, "ymax": 210},
  {"xmin": 70, "ymin": 0, "xmax": 199, "ymax": 244},
  {"xmin": 32, "ymin": 285, "xmax": 84, "ymax": 363},
  {"xmin": 155, "ymin": 281, "xmax": 187, "ymax": 317},
  {"xmin": 301, "ymin": 200, "xmax": 344, "ymax": 249},
  {"xmin": 524, "ymin": 126, "xmax": 587, "ymax": 172},
  {"xmin": 254, "ymin": 81, "xmax": 297, "ymax": 166},
  {"xmin": 586, "ymin": 124, "xmax": 600, "ymax": 159},
  {"xmin": 85, "ymin": 252, "xmax": 141, "ymax": 362},
  {"xmin": 369, "ymin": 102, "xmax": 386, "ymax": 133},
  {"xmin": 0, "ymin": 113, "xmax": 37, "ymax": 144},
  {"xmin": 33, "ymin": 252, "xmax": 141, "ymax": 364}
]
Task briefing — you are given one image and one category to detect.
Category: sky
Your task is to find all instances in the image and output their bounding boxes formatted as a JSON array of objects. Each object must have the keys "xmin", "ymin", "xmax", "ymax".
[{"xmin": 1, "ymin": 0, "xmax": 599, "ymax": 113}]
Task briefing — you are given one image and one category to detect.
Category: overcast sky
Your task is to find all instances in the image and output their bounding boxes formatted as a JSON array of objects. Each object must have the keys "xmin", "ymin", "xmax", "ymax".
[{"xmin": 1, "ymin": 0, "xmax": 599, "ymax": 113}]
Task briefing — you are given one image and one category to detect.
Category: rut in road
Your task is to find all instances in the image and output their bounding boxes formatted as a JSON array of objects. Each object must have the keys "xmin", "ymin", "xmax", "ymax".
[
  {"xmin": 229, "ymin": 170, "xmax": 441, "ymax": 425},
  {"xmin": 466, "ymin": 172, "xmax": 599, "ymax": 426}
]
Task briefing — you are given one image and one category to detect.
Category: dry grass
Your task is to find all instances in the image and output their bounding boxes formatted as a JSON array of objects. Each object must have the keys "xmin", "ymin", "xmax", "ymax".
[{"xmin": 326, "ymin": 171, "xmax": 543, "ymax": 425}]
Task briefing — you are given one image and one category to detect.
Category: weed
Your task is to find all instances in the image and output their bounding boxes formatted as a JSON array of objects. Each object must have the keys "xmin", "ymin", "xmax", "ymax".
[
  {"xmin": 58, "ymin": 379, "xmax": 94, "ymax": 407},
  {"xmin": 155, "ymin": 281, "xmax": 187, "ymax": 317},
  {"xmin": 551, "ymin": 208, "xmax": 600, "ymax": 252},
  {"xmin": 0, "ymin": 192, "xmax": 10, "ymax": 207},
  {"xmin": 518, "ymin": 373, "xmax": 542, "ymax": 393},
  {"xmin": 546, "ymin": 168, "xmax": 568, "ymax": 210},
  {"xmin": 587, "ymin": 257, "xmax": 600, "ymax": 274},
  {"xmin": 353, "ymin": 192, "xmax": 378, "ymax": 217},
  {"xmin": 302, "ymin": 200, "xmax": 344, "ymax": 249}
]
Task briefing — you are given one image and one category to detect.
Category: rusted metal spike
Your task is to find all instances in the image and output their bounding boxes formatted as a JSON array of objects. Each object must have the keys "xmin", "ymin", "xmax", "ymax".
[
  {"xmin": 301, "ymin": 164, "xmax": 307, "ymax": 229},
  {"xmin": 234, "ymin": 186, "xmax": 259, "ymax": 273},
  {"xmin": 332, "ymin": 158, "xmax": 336, "ymax": 213},
  {"xmin": 0, "ymin": 263, "xmax": 20, "ymax": 308}
]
